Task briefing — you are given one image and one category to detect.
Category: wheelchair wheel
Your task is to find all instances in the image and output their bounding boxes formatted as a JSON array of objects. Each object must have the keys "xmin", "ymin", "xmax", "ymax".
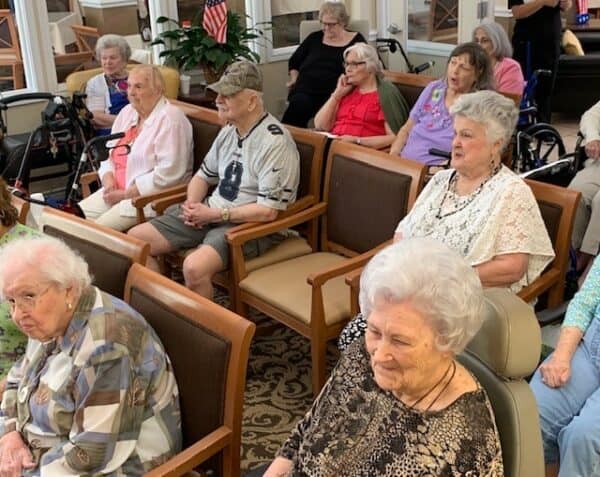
[{"xmin": 515, "ymin": 123, "xmax": 566, "ymax": 173}]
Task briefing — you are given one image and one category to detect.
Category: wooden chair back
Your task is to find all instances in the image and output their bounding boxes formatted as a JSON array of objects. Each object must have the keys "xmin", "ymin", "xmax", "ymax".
[
  {"xmin": 40, "ymin": 208, "xmax": 149, "ymax": 298},
  {"xmin": 10, "ymin": 194, "xmax": 29, "ymax": 225},
  {"xmin": 126, "ymin": 264, "xmax": 255, "ymax": 477},
  {"xmin": 383, "ymin": 70, "xmax": 436, "ymax": 109},
  {"xmin": 518, "ymin": 180, "xmax": 580, "ymax": 308},
  {"xmin": 321, "ymin": 140, "xmax": 425, "ymax": 257},
  {"xmin": 71, "ymin": 24, "xmax": 100, "ymax": 54}
]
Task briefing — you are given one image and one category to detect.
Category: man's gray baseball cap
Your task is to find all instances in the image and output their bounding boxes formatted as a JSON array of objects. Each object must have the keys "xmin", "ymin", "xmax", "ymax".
[{"xmin": 208, "ymin": 61, "xmax": 263, "ymax": 95}]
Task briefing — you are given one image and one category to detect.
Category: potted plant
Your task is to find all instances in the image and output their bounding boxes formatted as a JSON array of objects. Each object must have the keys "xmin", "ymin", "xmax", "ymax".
[{"xmin": 152, "ymin": 11, "xmax": 262, "ymax": 84}]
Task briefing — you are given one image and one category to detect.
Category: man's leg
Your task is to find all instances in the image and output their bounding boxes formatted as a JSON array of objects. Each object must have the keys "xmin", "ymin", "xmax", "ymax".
[
  {"xmin": 182, "ymin": 246, "xmax": 224, "ymax": 299},
  {"xmin": 128, "ymin": 221, "xmax": 176, "ymax": 272}
]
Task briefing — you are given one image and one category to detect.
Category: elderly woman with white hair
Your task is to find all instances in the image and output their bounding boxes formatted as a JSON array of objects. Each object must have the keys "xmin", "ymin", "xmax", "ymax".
[
  {"xmin": 253, "ymin": 238, "xmax": 504, "ymax": 476},
  {"xmin": 340, "ymin": 90, "xmax": 554, "ymax": 349},
  {"xmin": 86, "ymin": 34, "xmax": 132, "ymax": 135},
  {"xmin": 314, "ymin": 42, "xmax": 409, "ymax": 150},
  {"xmin": 473, "ymin": 22, "xmax": 524, "ymax": 96},
  {"xmin": 79, "ymin": 64, "xmax": 193, "ymax": 231},
  {"xmin": 0, "ymin": 236, "xmax": 181, "ymax": 476}
]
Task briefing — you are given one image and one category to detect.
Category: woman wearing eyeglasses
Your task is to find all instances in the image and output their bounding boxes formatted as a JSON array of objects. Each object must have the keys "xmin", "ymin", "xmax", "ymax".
[
  {"xmin": 0, "ymin": 236, "xmax": 181, "ymax": 476},
  {"xmin": 314, "ymin": 42, "xmax": 409, "ymax": 150},
  {"xmin": 281, "ymin": 1, "xmax": 366, "ymax": 128},
  {"xmin": 0, "ymin": 178, "xmax": 39, "ymax": 385}
]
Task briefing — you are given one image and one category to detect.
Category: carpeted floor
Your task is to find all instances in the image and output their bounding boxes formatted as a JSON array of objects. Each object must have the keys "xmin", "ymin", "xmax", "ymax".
[{"xmin": 212, "ymin": 291, "xmax": 339, "ymax": 472}]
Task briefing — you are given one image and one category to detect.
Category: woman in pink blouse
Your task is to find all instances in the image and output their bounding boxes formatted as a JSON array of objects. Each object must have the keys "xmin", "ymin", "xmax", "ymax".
[
  {"xmin": 314, "ymin": 43, "xmax": 408, "ymax": 150},
  {"xmin": 473, "ymin": 21, "xmax": 525, "ymax": 97}
]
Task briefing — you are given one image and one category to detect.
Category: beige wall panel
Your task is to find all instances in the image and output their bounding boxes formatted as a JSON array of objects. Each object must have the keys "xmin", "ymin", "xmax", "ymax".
[
  {"xmin": 259, "ymin": 61, "xmax": 289, "ymax": 119},
  {"xmin": 83, "ymin": 6, "xmax": 139, "ymax": 35},
  {"xmin": 5, "ymin": 101, "xmax": 49, "ymax": 136}
]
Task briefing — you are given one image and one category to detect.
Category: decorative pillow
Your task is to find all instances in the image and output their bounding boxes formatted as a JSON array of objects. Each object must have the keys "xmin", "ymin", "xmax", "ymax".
[{"xmin": 562, "ymin": 29, "xmax": 585, "ymax": 56}]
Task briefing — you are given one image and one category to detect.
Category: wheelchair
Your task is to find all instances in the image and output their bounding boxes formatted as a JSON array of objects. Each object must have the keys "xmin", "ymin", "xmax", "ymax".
[
  {"xmin": 511, "ymin": 70, "xmax": 584, "ymax": 186},
  {"xmin": 0, "ymin": 92, "xmax": 95, "ymax": 200}
]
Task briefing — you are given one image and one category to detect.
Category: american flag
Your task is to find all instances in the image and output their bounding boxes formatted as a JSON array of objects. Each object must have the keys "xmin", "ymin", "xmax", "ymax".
[{"xmin": 203, "ymin": 0, "xmax": 228, "ymax": 44}]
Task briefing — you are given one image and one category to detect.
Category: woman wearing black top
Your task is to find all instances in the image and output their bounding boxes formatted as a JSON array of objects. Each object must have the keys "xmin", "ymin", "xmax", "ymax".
[
  {"xmin": 281, "ymin": 1, "xmax": 366, "ymax": 128},
  {"xmin": 509, "ymin": 0, "xmax": 571, "ymax": 123}
]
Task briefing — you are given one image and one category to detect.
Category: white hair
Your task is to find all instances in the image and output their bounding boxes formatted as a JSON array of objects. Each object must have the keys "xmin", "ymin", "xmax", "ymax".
[
  {"xmin": 450, "ymin": 90, "xmax": 519, "ymax": 149},
  {"xmin": 359, "ymin": 238, "xmax": 485, "ymax": 354},
  {"xmin": 344, "ymin": 42, "xmax": 383, "ymax": 78},
  {"xmin": 0, "ymin": 236, "xmax": 92, "ymax": 297},
  {"xmin": 96, "ymin": 34, "xmax": 132, "ymax": 63},
  {"xmin": 473, "ymin": 21, "xmax": 513, "ymax": 60}
]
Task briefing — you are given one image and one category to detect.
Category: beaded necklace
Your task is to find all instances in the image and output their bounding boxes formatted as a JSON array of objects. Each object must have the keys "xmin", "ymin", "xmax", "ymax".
[{"xmin": 435, "ymin": 164, "xmax": 502, "ymax": 220}]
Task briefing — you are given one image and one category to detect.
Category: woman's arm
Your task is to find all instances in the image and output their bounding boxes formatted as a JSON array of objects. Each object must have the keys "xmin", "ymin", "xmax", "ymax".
[
  {"xmin": 340, "ymin": 122, "xmax": 396, "ymax": 150},
  {"xmin": 286, "ymin": 69, "xmax": 299, "ymax": 88},
  {"xmin": 389, "ymin": 118, "xmax": 415, "ymax": 156},
  {"xmin": 474, "ymin": 253, "xmax": 529, "ymax": 288},
  {"xmin": 511, "ymin": 0, "xmax": 557, "ymax": 19},
  {"xmin": 263, "ymin": 457, "xmax": 294, "ymax": 477},
  {"xmin": 314, "ymin": 74, "xmax": 353, "ymax": 131}
]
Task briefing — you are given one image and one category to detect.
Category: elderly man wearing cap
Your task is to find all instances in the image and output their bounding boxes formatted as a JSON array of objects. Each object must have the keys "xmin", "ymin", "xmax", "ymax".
[{"xmin": 129, "ymin": 61, "xmax": 300, "ymax": 299}]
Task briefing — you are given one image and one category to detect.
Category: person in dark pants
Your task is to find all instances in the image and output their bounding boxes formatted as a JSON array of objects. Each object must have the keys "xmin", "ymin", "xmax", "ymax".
[
  {"xmin": 509, "ymin": 0, "xmax": 572, "ymax": 124},
  {"xmin": 281, "ymin": 1, "xmax": 365, "ymax": 128}
]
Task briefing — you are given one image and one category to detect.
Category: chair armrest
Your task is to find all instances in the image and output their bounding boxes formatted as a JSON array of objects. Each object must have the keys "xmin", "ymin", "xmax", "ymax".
[
  {"xmin": 80, "ymin": 171, "xmax": 99, "ymax": 198},
  {"xmin": 517, "ymin": 268, "xmax": 561, "ymax": 304},
  {"xmin": 227, "ymin": 202, "xmax": 327, "ymax": 246},
  {"xmin": 132, "ymin": 184, "xmax": 188, "ymax": 223},
  {"xmin": 152, "ymin": 192, "xmax": 188, "ymax": 216},
  {"xmin": 144, "ymin": 426, "xmax": 232, "ymax": 477},
  {"xmin": 307, "ymin": 240, "xmax": 391, "ymax": 287},
  {"xmin": 536, "ymin": 300, "xmax": 570, "ymax": 326},
  {"xmin": 345, "ymin": 267, "xmax": 363, "ymax": 317}
]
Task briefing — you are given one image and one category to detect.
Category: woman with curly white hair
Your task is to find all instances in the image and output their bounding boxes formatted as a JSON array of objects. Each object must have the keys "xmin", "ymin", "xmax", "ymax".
[
  {"xmin": 314, "ymin": 42, "xmax": 409, "ymax": 149},
  {"xmin": 340, "ymin": 90, "xmax": 554, "ymax": 350},
  {"xmin": 252, "ymin": 238, "xmax": 504, "ymax": 476}
]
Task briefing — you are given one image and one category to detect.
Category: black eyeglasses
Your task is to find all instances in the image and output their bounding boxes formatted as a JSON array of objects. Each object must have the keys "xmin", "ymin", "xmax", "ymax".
[
  {"xmin": 320, "ymin": 21, "xmax": 339, "ymax": 28},
  {"xmin": 343, "ymin": 61, "xmax": 366, "ymax": 69}
]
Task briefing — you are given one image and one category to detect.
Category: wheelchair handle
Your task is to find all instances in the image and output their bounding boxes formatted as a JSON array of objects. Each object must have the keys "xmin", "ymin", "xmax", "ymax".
[
  {"xmin": 83, "ymin": 132, "xmax": 125, "ymax": 153},
  {"xmin": 428, "ymin": 148, "xmax": 451, "ymax": 160},
  {"xmin": 0, "ymin": 93, "xmax": 58, "ymax": 110}
]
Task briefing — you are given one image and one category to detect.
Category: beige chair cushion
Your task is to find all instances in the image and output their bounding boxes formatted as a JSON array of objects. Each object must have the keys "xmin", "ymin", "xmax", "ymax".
[
  {"xmin": 176, "ymin": 236, "xmax": 312, "ymax": 272},
  {"xmin": 239, "ymin": 252, "xmax": 350, "ymax": 325},
  {"xmin": 562, "ymin": 29, "xmax": 585, "ymax": 56},
  {"xmin": 466, "ymin": 288, "xmax": 541, "ymax": 379}
]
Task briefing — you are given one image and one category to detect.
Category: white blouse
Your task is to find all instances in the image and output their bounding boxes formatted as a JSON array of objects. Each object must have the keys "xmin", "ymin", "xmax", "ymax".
[{"xmin": 396, "ymin": 166, "xmax": 555, "ymax": 293}]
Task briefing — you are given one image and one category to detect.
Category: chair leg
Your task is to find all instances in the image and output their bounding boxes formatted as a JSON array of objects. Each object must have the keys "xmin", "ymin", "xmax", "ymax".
[{"xmin": 311, "ymin": 336, "xmax": 327, "ymax": 398}]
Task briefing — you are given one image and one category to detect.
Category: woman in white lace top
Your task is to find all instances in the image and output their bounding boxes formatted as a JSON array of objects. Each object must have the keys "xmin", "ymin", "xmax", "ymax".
[{"xmin": 339, "ymin": 90, "xmax": 554, "ymax": 350}]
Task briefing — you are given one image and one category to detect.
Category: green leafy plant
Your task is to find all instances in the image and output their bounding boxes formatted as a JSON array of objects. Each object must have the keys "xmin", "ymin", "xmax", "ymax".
[{"xmin": 152, "ymin": 11, "xmax": 264, "ymax": 83}]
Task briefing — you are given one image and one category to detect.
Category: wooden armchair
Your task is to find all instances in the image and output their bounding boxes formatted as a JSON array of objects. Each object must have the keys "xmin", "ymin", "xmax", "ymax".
[
  {"xmin": 79, "ymin": 101, "xmax": 220, "ymax": 224},
  {"xmin": 154, "ymin": 126, "xmax": 328, "ymax": 311},
  {"xmin": 125, "ymin": 264, "xmax": 255, "ymax": 477},
  {"xmin": 518, "ymin": 180, "xmax": 580, "ymax": 308},
  {"xmin": 40, "ymin": 207, "xmax": 149, "ymax": 298},
  {"xmin": 228, "ymin": 141, "xmax": 426, "ymax": 395}
]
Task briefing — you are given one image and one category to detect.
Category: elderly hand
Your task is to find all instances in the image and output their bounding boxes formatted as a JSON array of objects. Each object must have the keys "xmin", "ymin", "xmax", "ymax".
[
  {"xmin": 539, "ymin": 354, "xmax": 571, "ymax": 388},
  {"xmin": 332, "ymin": 74, "xmax": 354, "ymax": 100},
  {"xmin": 0, "ymin": 431, "xmax": 36, "ymax": 477},
  {"xmin": 103, "ymin": 189, "xmax": 126, "ymax": 206},
  {"xmin": 180, "ymin": 201, "xmax": 218, "ymax": 228},
  {"xmin": 339, "ymin": 135, "xmax": 359, "ymax": 144},
  {"xmin": 585, "ymin": 139, "xmax": 600, "ymax": 159}
]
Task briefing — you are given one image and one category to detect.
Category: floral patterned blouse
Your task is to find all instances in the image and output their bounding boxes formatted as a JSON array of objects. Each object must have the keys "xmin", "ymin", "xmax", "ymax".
[
  {"xmin": 0, "ymin": 223, "xmax": 40, "ymax": 379},
  {"xmin": 278, "ymin": 339, "xmax": 504, "ymax": 476}
]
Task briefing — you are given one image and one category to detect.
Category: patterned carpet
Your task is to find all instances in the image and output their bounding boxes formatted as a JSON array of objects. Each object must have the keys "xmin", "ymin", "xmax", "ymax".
[{"xmin": 212, "ymin": 292, "xmax": 339, "ymax": 472}]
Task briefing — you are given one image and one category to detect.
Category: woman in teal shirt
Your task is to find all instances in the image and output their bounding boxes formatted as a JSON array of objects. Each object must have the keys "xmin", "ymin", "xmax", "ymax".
[
  {"xmin": 530, "ymin": 256, "xmax": 600, "ymax": 477},
  {"xmin": 0, "ymin": 178, "xmax": 39, "ymax": 380}
]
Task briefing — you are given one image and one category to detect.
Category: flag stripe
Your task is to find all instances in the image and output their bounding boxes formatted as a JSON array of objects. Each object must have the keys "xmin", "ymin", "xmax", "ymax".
[{"xmin": 203, "ymin": 0, "xmax": 228, "ymax": 43}]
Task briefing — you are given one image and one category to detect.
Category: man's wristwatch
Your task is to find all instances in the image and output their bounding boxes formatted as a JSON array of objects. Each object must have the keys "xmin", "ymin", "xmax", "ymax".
[{"xmin": 221, "ymin": 208, "xmax": 230, "ymax": 222}]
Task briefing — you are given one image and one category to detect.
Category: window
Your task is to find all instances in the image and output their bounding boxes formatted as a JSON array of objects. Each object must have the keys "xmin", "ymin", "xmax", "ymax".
[
  {"xmin": 408, "ymin": 0, "xmax": 458, "ymax": 45},
  {"xmin": 0, "ymin": 8, "xmax": 26, "ymax": 92}
]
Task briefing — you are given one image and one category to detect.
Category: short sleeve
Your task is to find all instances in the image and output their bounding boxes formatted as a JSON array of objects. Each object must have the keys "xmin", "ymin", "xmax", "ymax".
[
  {"xmin": 196, "ymin": 127, "xmax": 228, "ymax": 186},
  {"xmin": 256, "ymin": 136, "xmax": 300, "ymax": 210},
  {"xmin": 409, "ymin": 81, "xmax": 437, "ymax": 122}
]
